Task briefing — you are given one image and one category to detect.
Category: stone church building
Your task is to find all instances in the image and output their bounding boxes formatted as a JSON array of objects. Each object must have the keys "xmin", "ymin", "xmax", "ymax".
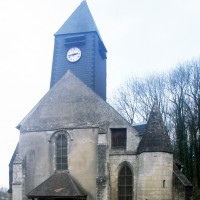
[{"xmin": 9, "ymin": 1, "xmax": 192, "ymax": 200}]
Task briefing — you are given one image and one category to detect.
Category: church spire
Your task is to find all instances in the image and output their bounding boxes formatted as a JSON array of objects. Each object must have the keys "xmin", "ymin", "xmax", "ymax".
[
  {"xmin": 55, "ymin": 1, "xmax": 103, "ymax": 42},
  {"xmin": 50, "ymin": 1, "xmax": 107, "ymax": 100}
]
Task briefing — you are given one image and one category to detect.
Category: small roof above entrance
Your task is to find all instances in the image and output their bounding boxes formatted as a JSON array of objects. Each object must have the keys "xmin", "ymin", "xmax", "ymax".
[{"xmin": 27, "ymin": 171, "xmax": 86, "ymax": 199}]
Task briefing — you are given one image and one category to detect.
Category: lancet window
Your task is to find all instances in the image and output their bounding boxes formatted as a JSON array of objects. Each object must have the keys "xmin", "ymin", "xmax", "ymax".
[
  {"xmin": 56, "ymin": 134, "xmax": 68, "ymax": 170},
  {"xmin": 118, "ymin": 165, "xmax": 133, "ymax": 200}
]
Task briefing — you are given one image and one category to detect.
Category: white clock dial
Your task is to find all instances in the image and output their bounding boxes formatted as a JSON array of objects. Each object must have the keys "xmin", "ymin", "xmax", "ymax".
[{"xmin": 67, "ymin": 47, "xmax": 81, "ymax": 62}]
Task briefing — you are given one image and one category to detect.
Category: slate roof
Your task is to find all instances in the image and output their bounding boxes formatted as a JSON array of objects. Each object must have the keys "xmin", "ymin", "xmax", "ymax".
[
  {"xmin": 137, "ymin": 103, "xmax": 173, "ymax": 154},
  {"xmin": 133, "ymin": 123, "xmax": 147, "ymax": 136},
  {"xmin": 27, "ymin": 171, "xmax": 86, "ymax": 198},
  {"xmin": 55, "ymin": 1, "xmax": 103, "ymax": 42},
  {"xmin": 18, "ymin": 70, "xmax": 134, "ymax": 133},
  {"xmin": 173, "ymin": 165, "xmax": 192, "ymax": 187}
]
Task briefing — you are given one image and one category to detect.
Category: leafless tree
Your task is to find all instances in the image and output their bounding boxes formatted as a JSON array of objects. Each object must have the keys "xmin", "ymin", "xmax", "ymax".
[
  {"xmin": 111, "ymin": 58, "xmax": 200, "ymax": 193},
  {"xmin": 0, "ymin": 187, "xmax": 8, "ymax": 200}
]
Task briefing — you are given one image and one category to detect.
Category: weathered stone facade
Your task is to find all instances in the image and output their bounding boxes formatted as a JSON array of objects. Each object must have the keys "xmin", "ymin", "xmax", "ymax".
[
  {"xmin": 9, "ymin": 1, "xmax": 192, "ymax": 200},
  {"xmin": 137, "ymin": 152, "xmax": 173, "ymax": 200},
  {"xmin": 10, "ymin": 98, "xmax": 192, "ymax": 200}
]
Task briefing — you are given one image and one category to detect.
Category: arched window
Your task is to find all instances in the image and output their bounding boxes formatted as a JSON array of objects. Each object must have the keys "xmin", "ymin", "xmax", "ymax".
[
  {"xmin": 118, "ymin": 165, "xmax": 133, "ymax": 200},
  {"xmin": 56, "ymin": 134, "xmax": 68, "ymax": 170}
]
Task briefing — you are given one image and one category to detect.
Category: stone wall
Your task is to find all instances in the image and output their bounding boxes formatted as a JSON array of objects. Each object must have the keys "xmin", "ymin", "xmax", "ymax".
[
  {"xmin": 109, "ymin": 153, "xmax": 137, "ymax": 200},
  {"xmin": 137, "ymin": 152, "xmax": 173, "ymax": 200},
  {"xmin": 68, "ymin": 128, "xmax": 98, "ymax": 200},
  {"xmin": 18, "ymin": 128, "xmax": 99, "ymax": 200},
  {"xmin": 12, "ymin": 154, "xmax": 24, "ymax": 200},
  {"xmin": 108, "ymin": 125, "xmax": 141, "ymax": 200},
  {"xmin": 18, "ymin": 131, "xmax": 53, "ymax": 199},
  {"xmin": 96, "ymin": 132, "xmax": 109, "ymax": 200}
]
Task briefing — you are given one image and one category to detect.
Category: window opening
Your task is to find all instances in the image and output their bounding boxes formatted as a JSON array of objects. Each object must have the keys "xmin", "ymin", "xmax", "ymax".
[
  {"xmin": 56, "ymin": 134, "xmax": 68, "ymax": 170},
  {"xmin": 163, "ymin": 180, "xmax": 166, "ymax": 188},
  {"xmin": 111, "ymin": 128, "xmax": 126, "ymax": 149},
  {"xmin": 118, "ymin": 165, "xmax": 133, "ymax": 200}
]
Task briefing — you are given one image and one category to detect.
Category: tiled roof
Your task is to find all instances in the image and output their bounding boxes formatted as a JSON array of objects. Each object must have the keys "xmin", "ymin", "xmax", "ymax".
[
  {"xmin": 27, "ymin": 171, "xmax": 86, "ymax": 198},
  {"xmin": 137, "ymin": 103, "xmax": 173, "ymax": 154}
]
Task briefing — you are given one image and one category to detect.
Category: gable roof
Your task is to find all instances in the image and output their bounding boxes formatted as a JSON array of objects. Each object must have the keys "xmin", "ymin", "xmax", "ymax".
[
  {"xmin": 137, "ymin": 103, "xmax": 173, "ymax": 154},
  {"xmin": 27, "ymin": 171, "xmax": 86, "ymax": 198},
  {"xmin": 18, "ymin": 70, "xmax": 133, "ymax": 133},
  {"xmin": 55, "ymin": 1, "xmax": 103, "ymax": 41}
]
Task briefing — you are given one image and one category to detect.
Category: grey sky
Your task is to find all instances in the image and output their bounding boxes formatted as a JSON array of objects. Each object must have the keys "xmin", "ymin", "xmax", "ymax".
[{"xmin": 0, "ymin": 0, "xmax": 200, "ymax": 187}]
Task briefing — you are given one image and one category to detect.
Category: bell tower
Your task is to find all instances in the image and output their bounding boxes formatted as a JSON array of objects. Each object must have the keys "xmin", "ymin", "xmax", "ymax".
[{"xmin": 50, "ymin": 1, "xmax": 107, "ymax": 100}]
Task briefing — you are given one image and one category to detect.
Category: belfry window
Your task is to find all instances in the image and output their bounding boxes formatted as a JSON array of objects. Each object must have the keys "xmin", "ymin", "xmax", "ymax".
[
  {"xmin": 111, "ymin": 128, "xmax": 126, "ymax": 149},
  {"xmin": 118, "ymin": 165, "xmax": 133, "ymax": 200},
  {"xmin": 56, "ymin": 134, "xmax": 68, "ymax": 170}
]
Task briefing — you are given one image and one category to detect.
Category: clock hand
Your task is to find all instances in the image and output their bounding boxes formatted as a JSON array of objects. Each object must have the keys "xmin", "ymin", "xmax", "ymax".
[{"xmin": 68, "ymin": 53, "xmax": 79, "ymax": 57}]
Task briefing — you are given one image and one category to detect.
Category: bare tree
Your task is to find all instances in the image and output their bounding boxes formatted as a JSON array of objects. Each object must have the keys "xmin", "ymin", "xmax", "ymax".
[
  {"xmin": 111, "ymin": 58, "xmax": 200, "ymax": 194},
  {"xmin": 0, "ymin": 187, "xmax": 9, "ymax": 200},
  {"xmin": 111, "ymin": 78, "xmax": 140, "ymax": 124},
  {"xmin": 111, "ymin": 74, "xmax": 169, "ymax": 125}
]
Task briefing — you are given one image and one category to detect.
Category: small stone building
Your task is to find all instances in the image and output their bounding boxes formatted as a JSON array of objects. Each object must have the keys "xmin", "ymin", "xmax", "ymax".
[{"xmin": 8, "ymin": 1, "xmax": 192, "ymax": 200}]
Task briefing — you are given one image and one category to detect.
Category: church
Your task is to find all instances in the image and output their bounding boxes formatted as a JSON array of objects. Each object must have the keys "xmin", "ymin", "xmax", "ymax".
[{"xmin": 8, "ymin": 1, "xmax": 192, "ymax": 200}]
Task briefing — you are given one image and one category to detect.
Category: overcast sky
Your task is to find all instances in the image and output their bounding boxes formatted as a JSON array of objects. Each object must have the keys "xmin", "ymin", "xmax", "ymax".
[{"xmin": 0, "ymin": 0, "xmax": 200, "ymax": 187}]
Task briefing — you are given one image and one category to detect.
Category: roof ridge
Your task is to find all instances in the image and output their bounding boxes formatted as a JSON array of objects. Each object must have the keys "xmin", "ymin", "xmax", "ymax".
[
  {"xmin": 27, "ymin": 173, "xmax": 55, "ymax": 196},
  {"xmin": 67, "ymin": 171, "xmax": 82, "ymax": 196}
]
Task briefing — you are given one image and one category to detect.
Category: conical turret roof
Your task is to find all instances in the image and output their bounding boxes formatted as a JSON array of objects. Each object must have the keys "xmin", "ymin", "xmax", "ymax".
[
  {"xmin": 137, "ymin": 103, "xmax": 173, "ymax": 154},
  {"xmin": 55, "ymin": 1, "xmax": 102, "ymax": 41}
]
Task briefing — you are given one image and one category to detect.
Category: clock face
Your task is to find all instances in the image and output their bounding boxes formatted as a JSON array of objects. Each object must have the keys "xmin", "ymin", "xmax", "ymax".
[{"xmin": 67, "ymin": 47, "xmax": 81, "ymax": 62}]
